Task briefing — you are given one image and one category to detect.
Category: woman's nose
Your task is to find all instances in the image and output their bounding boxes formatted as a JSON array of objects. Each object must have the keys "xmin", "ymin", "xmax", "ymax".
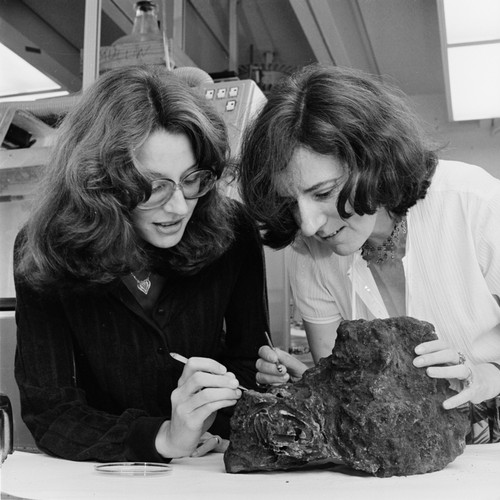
[
  {"xmin": 297, "ymin": 200, "xmax": 327, "ymax": 237},
  {"xmin": 163, "ymin": 187, "xmax": 190, "ymax": 215}
]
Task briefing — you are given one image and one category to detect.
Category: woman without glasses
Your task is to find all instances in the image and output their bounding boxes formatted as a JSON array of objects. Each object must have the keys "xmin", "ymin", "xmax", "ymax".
[
  {"xmin": 14, "ymin": 65, "xmax": 269, "ymax": 461},
  {"xmin": 239, "ymin": 63, "xmax": 500, "ymax": 443}
]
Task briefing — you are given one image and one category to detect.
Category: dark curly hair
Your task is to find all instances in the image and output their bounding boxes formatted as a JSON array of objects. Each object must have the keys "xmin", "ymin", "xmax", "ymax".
[
  {"xmin": 239, "ymin": 64, "xmax": 440, "ymax": 249},
  {"xmin": 16, "ymin": 65, "xmax": 236, "ymax": 289}
]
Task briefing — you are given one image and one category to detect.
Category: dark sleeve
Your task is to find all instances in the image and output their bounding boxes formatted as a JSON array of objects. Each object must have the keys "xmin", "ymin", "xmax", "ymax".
[
  {"xmin": 221, "ymin": 208, "xmax": 270, "ymax": 389},
  {"xmin": 13, "ymin": 234, "xmax": 169, "ymax": 463}
]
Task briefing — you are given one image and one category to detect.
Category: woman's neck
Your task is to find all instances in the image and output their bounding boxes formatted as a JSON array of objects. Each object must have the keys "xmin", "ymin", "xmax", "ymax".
[
  {"xmin": 367, "ymin": 209, "xmax": 397, "ymax": 247},
  {"xmin": 361, "ymin": 210, "xmax": 407, "ymax": 266},
  {"xmin": 123, "ymin": 272, "xmax": 166, "ymax": 315}
]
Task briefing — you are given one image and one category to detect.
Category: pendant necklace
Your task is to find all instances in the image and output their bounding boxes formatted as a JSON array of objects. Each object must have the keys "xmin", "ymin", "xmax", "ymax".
[{"xmin": 130, "ymin": 272, "xmax": 152, "ymax": 295}]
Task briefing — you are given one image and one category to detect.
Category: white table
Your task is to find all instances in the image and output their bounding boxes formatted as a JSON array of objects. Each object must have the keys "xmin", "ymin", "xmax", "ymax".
[{"xmin": 1, "ymin": 445, "xmax": 499, "ymax": 500}]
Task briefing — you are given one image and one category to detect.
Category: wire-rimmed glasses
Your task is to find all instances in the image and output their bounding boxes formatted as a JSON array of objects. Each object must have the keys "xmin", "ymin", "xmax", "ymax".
[{"xmin": 136, "ymin": 169, "xmax": 217, "ymax": 210}]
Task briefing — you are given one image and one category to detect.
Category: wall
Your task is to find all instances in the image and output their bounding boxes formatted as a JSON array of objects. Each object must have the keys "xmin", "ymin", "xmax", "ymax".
[{"xmin": 411, "ymin": 93, "xmax": 500, "ymax": 177}]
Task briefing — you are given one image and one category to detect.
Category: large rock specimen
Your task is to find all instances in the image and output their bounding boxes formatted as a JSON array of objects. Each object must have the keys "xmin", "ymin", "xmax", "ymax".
[{"xmin": 224, "ymin": 317, "xmax": 469, "ymax": 477}]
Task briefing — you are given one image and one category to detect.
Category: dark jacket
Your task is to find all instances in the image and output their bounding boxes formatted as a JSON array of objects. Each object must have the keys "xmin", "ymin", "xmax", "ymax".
[{"xmin": 14, "ymin": 207, "xmax": 269, "ymax": 462}]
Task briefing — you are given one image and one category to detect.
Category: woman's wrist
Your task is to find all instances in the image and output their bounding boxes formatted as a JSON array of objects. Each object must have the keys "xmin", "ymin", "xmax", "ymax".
[
  {"xmin": 155, "ymin": 420, "xmax": 173, "ymax": 458},
  {"xmin": 155, "ymin": 420, "xmax": 191, "ymax": 459}
]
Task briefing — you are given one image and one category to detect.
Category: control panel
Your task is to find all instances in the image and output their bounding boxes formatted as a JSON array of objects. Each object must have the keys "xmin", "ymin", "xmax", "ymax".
[{"xmin": 200, "ymin": 79, "xmax": 266, "ymax": 158}]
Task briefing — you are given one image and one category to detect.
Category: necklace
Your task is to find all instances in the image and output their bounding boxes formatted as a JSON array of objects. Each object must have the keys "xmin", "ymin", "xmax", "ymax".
[
  {"xmin": 130, "ymin": 272, "xmax": 152, "ymax": 295},
  {"xmin": 361, "ymin": 216, "xmax": 407, "ymax": 265}
]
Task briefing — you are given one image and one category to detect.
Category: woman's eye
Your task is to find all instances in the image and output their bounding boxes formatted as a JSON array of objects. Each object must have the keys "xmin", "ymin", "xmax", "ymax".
[
  {"xmin": 151, "ymin": 182, "xmax": 169, "ymax": 195},
  {"xmin": 183, "ymin": 177, "xmax": 199, "ymax": 186},
  {"xmin": 314, "ymin": 189, "xmax": 335, "ymax": 200},
  {"xmin": 314, "ymin": 181, "xmax": 343, "ymax": 201}
]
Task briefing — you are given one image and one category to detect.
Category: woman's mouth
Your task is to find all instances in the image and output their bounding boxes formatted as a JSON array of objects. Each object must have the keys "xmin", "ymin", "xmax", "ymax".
[
  {"xmin": 153, "ymin": 219, "xmax": 183, "ymax": 233},
  {"xmin": 319, "ymin": 227, "xmax": 343, "ymax": 240}
]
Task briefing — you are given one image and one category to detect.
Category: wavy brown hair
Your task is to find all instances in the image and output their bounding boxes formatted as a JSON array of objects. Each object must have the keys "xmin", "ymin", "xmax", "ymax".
[
  {"xmin": 239, "ymin": 64, "xmax": 440, "ymax": 249},
  {"xmin": 16, "ymin": 65, "xmax": 236, "ymax": 288}
]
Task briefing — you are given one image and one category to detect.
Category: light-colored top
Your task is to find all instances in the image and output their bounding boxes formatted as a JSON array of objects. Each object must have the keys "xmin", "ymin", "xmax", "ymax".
[{"xmin": 288, "ymin": 160, "xmax": 500, "ymax": 364}]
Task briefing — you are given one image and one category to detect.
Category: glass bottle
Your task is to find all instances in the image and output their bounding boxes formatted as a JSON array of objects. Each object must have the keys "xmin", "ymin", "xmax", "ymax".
[{"xmin": 112, "ymin": 1, "xmax": 162, "ymax": 45}]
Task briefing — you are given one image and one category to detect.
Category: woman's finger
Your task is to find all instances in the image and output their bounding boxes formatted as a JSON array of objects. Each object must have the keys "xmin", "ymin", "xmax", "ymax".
[
  {"xmin": 256, "ymin": 357, "xmax": 288, "ymax": 376},
  {"xmin": 413, "ymin": 347, "xmax": 461, "ymax": 368},
  {"xmin": 256, "ymin": 370, "xmax": 290, "ymax": 386},
  {"xmin": 172, "ymin": 386, "xmax": 242, "ymax": 415},
  {"xmin": 255, "ymin": 352, "xmax": 290, "ymax": 385},
  {"xmin": 175, "ymin": 380, "xmax": 240, "ymax": 407},
  {"xmin": 175, "ymin": 356, "xmax": 229, "ymax": 385},
  {"xmin": 414, "ymin": 339, "xmax": 449, "ymax": 355},
  {"xmin": 193, "ymin": 387, "xmax": 242, "ymax": 407},
  {"xmin": 180, "ymin": 371, "xmax": 239, "ymax": 394},
  {"xmin": 190, "ymin": 434, "xmax": 229, "ymax": 457},
  {"xmin": 425, "ymin": 363, "xmax": 472, "ymax": 382},
  {"xmin": 442, "ymin": 389, "xmax": 472, "ymax": 410},
  {"xmin": 258, "ymin": 345, "xmax": 281, "ymax": 364}
]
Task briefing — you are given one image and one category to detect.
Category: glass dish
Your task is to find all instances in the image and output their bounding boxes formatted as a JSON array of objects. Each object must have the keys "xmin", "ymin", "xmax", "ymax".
[{"xmin": 95, "ymin": 462, "xmax": 171, "ymax": 476}]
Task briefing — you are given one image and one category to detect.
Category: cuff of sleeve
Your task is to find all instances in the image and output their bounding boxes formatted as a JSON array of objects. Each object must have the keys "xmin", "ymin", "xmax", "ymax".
[
  {"xmin": 126, "ymin": 416, "xmax": 172, "ymax": 463},
  {"xmin": 300, "ymin": 313, "xmax": 342, "ymax": 325}
]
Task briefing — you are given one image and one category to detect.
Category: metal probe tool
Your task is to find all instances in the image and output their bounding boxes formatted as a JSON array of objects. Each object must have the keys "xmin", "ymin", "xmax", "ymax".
[
  {"xmin": 264, "ymin": 331, "xmax": 285, "ymax": 374},
  {"xmin": 169, "ymin": 352, "xmax": 248, "ymax": 391}
]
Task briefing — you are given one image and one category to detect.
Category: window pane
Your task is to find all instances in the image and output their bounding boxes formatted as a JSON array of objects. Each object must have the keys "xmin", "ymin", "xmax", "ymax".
[
  {"xmin": 448, "ymin": 43, "xmax": 500, "ymax": 120},
  {"xmin": 0, "ymin": 43, "xmax": 61, "ymax": 96},
  {"xmin": 444, "ymin": 0, "xmax": 500, "ymax": 44}
]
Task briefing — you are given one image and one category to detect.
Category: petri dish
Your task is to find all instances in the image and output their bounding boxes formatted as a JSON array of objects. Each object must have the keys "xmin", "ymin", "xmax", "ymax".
[{"xmin": 95, "ymin": 462, "xmax": 171, "ymax": 476}]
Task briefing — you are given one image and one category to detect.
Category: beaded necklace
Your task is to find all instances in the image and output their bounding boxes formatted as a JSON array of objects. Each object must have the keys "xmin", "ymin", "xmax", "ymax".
[{"xmin": 361, "ymin": 216, "xmax": 407, "ymax": 265}]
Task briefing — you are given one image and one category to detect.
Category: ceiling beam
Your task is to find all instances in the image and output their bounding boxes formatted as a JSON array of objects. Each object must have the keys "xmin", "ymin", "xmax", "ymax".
[
  {"xmin": 349, "ymin": 0, "xmax": 380, "ymax": 75},
  {"xmin": 238, "ymin": 1, "xmax": 275, "ymax": 60},
  {"xmin": 188, "ymin": 0, "xmax": 228, "ymax": 55},
  {"xmin": 101, "ymin": 0, "xmax": 134, "ymax": 34},
  {"xmin": 82, "ymin": 0, "xmax": 102, "ymax": 90},
  {"xmin": 228, "ymin": 0, "xmax": 238, "ymax": 72},
  {"xmin": 288, "ymin": 0, "xmax": 350, "ymax": 66}
]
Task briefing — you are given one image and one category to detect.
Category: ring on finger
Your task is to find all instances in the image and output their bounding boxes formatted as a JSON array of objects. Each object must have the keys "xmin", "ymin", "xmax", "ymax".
[{"xmin": 457, "ymin": 351, "xmax": 466, "ymax": 365}]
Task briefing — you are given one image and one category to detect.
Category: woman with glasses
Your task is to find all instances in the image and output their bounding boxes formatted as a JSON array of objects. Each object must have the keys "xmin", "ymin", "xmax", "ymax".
[{"xmin": 14, "ymin": 65, "xmax": 269, "ymax": 462}]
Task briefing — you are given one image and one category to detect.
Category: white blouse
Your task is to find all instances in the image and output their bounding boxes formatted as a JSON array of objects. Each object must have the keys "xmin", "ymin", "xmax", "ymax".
[{"xmin": 288, "ymin": 160, "xmax": 500, "ymax": 364}]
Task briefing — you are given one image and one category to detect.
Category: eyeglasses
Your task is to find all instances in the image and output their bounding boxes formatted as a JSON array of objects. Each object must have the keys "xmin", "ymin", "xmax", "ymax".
[{"xmin": 136, "ymin": 169, "xmax": 217, "ymax": 210}]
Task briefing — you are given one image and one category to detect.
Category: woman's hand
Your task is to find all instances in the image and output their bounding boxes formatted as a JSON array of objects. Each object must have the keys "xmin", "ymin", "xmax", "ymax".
[
  {"xmin": 155, "ymin": 357, "xmax": 241, "ymax": 458},
  {"xmin": 413, "ymin": 339, "xmax": 500, "ymax": 409},
  {"xmin": 190, "ymin": 432, "xmax": 228, "ymax": 458},
  {"xmin": 255, "ymin": 345, "xmax": 308, "ymax": 386}
]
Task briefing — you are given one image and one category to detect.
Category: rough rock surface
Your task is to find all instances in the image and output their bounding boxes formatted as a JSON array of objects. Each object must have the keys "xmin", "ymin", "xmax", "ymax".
[{"xmin": 224, "ymin": 317, "xmax": 469, "ymax": 477}]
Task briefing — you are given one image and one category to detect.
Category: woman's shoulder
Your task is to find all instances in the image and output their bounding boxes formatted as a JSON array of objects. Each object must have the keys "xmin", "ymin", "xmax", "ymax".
[
  {"xmin": 288, "ymin": 235, "xmax": 342, "ymax": 278},
  {"xmin": 432, "ymin": 159, "xmax": 500, "ymax": 195},
  {"xmin": 231, "ymin": 199, "xmax": 261, "ymax": 241},
  {"xmin": 195, "ymin": 199, "xmax": 264, "ymax": 275}
]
